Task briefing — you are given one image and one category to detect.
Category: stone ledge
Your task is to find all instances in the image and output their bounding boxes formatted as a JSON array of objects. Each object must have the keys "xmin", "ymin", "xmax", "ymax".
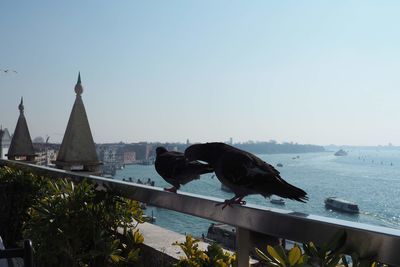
[
  {"xmin": 136, "ymin": 222, "xmax": 210, "ymax": 260},
  {"xmin": 135, "ymin": 222, "xmax": 258, "ymax": 266}
]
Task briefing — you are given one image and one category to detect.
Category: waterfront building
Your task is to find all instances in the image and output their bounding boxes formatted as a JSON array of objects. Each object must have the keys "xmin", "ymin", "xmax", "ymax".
[
  {"xmin": 0, "ymin": 127, "xmax": 11, "ymax": 159},
  {"xmin": 53, "ymin": 73, "xmax": 101, "ymax": 175},
  {"xmin": 6, "ymin": 98, "xmax": 37, "ymax": 162},
  {"xmin": 124, "ymin": 142, "xmax": 153, "ymax": 162},
  {"xmin": 123, "ymin": 150, "xmax": 136, "ymax": 164}
]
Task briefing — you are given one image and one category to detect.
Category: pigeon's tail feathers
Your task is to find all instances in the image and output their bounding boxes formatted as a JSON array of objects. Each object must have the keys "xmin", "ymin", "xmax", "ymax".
[{"xmin": 270, "ymin": 180, "xmax": 308, "ymax": 203}]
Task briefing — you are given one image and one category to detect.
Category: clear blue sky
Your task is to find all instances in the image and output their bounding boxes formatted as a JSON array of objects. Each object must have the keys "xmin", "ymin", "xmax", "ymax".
[{"xmin": 1, "ymin": 1, "xmax": 400, "ymax": 145}]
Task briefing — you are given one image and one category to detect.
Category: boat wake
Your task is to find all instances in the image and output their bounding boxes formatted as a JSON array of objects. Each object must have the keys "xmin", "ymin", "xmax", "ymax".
[{"xmin": 359, "ymin": 211, "xmax": 400, "ymax": 229}]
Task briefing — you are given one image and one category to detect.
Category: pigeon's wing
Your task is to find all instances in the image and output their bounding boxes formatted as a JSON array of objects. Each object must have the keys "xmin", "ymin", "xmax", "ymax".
[
  {"xmin": 245, "ymin": 151, "xmax": 281, "ymax": 175},
  {"xmin": 243, "ymin": 153, "xmax": 308, "ymax": 202},
  {"xmin": 218, "ymin": 145, "xmax": 280, "ymax": 179},
  {"xmin": 155, "ymin": 151, "xmax": 186, "ymax": 187},
  {"xmin": 218, "ymin": 150, "xmax": 307, "ymax": 201},
  {"xmin": 218, "ymin": 151, "xmax": 257, "ymax": 185}
]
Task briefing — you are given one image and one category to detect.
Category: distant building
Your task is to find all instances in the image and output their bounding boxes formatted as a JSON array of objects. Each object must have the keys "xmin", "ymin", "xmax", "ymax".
[
  {"xmin": 123, "ymin": 150, "xmax": 136, "ymax": 164},
  {"xmin": 35, "ymin": 149, "xmax": 57, "ymax": 166},
  {"xmin": 0, "ymin": 127, "xmax": 11, "ymax": 159},
  {"xmin": 124, "ymin": 143, "xmax": 153, "ymax": 162},
  {"xmin": 7, "ymin": 98, "xmax": 37, "ymax": 162},
  {"xmin": 32, "ymin": 142, "xmax": 59, "ymax": 166},
  {"xmin": 53, "ymin": 73, "xmax": 101, "ymax": 175}
]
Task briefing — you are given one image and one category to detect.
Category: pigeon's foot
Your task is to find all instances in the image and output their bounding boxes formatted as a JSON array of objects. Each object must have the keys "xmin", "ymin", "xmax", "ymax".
[
  {"xmin": 216, "ymin": 197, "xmax": 246, "ymax": 209},
  {"xmin": 164, "ymin": 186, "xmax": 178, "ymax": 193}
]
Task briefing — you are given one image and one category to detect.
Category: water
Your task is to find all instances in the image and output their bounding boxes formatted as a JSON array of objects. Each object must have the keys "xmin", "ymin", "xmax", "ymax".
[{"xmin": 116, "ymin": 148, "xmax": 400, "ymax": 237}]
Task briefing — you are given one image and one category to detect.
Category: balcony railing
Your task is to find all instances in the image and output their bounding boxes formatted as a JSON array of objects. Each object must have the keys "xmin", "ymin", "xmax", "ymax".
[{"xmin": 1, "ymin": 159, "xmax": 400, "ymax": 266}]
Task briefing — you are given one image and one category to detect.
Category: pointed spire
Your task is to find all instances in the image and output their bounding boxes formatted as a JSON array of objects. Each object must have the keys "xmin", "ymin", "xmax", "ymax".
[
  {"xmin": 74, "ymin": 72, "xmax": 83, "ymax": 96},
  {"xmin": 54, "ymin": 73, "xmax": 101, "ymax": 174},
  {"xmin": 18, "ymin": 97, "xmax": 24, "ymax": 113},
  {"xmin": 7, "ymin": 98, "xmax": 36, "ymax": 161}
]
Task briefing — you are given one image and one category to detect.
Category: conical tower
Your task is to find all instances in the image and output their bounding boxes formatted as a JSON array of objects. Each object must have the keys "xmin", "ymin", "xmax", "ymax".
[
  {"xmin": 7, "ymin": 98, "xmax": 37, "ymax": 162},
  {"xmin": 53, "ymin": 73, "xmax": 101, "ymax": 174}
]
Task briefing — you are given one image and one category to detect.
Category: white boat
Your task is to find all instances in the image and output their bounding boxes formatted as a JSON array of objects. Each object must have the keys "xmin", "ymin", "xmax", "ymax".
[
  {"xmin": 325, "ymin": 197, "xmax": 359, "ymax": 214},
  {"xmin": 270, "ymin": 198, "xmax": 285, "ymax": 205},
  {"xmin": 334, "ymin": 149, "xmax": 348, "ymax": 156}
]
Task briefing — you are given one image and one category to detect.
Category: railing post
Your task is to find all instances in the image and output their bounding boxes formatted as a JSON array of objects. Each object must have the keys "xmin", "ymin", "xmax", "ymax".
[
  {"xmin": 23, "ymin": 239, "xmax": 33, "ymax": 267},
  {"xmin": 236, "ymin": 226, "xmax": 250, "ymax": 267}
]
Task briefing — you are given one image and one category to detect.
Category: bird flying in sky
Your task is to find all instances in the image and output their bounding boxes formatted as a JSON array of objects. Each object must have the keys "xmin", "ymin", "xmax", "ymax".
[
  {"xmin": 185, "ymin": 142, "xmax": 308, "ymax": 209},
  {"xmin": 155, "ymin": 146, "xmax": 214, "ymax": 193},
  {"xmin": 0, "ymin": 69, "xmax": 17, "ymax": 74}
]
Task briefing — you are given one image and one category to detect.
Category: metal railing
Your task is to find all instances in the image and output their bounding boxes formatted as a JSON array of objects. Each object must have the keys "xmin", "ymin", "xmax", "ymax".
[
  {"xmin": 1, "ymin": 159, "xmax": 400, "ymax": 266},
  {"xmin": 0, "ymin": 239, "xmax": 33, "ymax": 267}
]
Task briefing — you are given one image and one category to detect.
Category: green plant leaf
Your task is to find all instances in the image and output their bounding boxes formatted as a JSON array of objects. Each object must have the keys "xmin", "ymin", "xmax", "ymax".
[
  {"xmin": 110, "ymin": 254, "xmax": 123, "ymax": 263},
  {"xmin": 255, "ymin": 247, "xmax": 274, "ymax": 262},
  {"xmin": 267, "ymin": 245, "xmax": 285, "ymax": 266},
  {"xmin": 133, "ymin": 229, "xmax": 144, "ymax": 244},
  {"xmin": 128, "ymin": 248, "xmax": 140, "ymax": 262},
  {"xmin": 275, "ymin": 245, "xmax": 289, "ymax": 263},
  {"xmin": 288, "ymin": 246, "xmax": 301, "ymax": 266}
]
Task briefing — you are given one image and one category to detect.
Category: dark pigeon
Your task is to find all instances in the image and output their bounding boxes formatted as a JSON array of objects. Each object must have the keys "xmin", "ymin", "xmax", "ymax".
[
  {"xmin": 155, "ymin": 146, "xmax": 214, "ymax": 193},
  {"xmin": 184, "ymin": 142, "xmax": 308, "ymax": 208}
]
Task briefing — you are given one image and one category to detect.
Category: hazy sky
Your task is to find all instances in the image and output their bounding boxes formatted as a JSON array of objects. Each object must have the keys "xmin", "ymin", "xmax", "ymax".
[{"xmin": 1, "ymin": 1, "xmax": 400, "ymax": 146}]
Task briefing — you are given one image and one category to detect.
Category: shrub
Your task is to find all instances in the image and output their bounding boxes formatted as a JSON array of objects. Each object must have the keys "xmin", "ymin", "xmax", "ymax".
[
  {"xmin": 23, "ymin": 178, "xmax": 144, "ymax": 267},
  {"xmin": 0, "ymin": 166, "xmax": 46, "ymax": 247},
  {"xmin": 255, "ymin": 231, "xmax": 386, "ymax": 267},
  {"xmin": 173, "ymin": 235, "xmax": 237, "ymax": 267}
]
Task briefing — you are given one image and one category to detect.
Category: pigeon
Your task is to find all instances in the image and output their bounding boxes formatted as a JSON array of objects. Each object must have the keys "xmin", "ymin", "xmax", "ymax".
[
  {"xmin": 184, "ymin": 142, "xmax": 308, "ymax": 208},
  {"xmin": 155, "ymin": 146, "xmax": 214, "ymax": 193}
]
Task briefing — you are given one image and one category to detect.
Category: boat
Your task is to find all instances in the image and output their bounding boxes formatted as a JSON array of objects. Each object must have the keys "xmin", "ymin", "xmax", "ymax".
[
  {"xmin": 276, "ymin": 163, "xmax": 283, "ymax": 167},
  {"xmin": 206, "ymin": 223, "xmax": 236, "ymax": 249},
  {"xmin": 270, "ymin": 198, "xmax": 285, "ymax": 205},
  {"xmin": 334, "ymin": 149, "xmax": 348, "ymax": 156},
  {"xmin": 324, "ymin": 197, "xmax": 359, "ymax": 214},
  {"xmin": 206, "ymin": 223, "xmax": 279, "ymax": 252}
]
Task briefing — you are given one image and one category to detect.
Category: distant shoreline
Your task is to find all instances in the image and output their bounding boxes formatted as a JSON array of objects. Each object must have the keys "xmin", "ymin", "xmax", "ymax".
[{"xmin": 234, "ymin": 142, "xmax": 325, "ymax": 154}]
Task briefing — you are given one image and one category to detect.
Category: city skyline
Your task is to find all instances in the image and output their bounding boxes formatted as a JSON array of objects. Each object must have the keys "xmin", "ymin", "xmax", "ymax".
[{"xmin": 2, "ymin": 1, "xmax": 400, "ymax": 146}]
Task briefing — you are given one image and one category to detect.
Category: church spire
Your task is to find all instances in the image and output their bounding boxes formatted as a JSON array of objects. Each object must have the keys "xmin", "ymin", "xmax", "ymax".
[
  {"xmin": 19, "ymin": 97, "xmax": 24, "ymax": 113},
  {"xmin": 54, "ymin": 73, "xmax": 101, "ymax": 174},
  {"xmin": 75, "ymin": 72, "xmax": 83, "ymax": 96},
  {"xmin": 7, "ymin": 98, "xmax": 36, "ymax": 162}
]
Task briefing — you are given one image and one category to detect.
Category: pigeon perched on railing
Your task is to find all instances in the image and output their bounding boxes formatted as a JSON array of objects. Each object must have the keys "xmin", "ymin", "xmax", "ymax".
[
  {"xmin": 155, "ymin": 146, "xmax": 214, "ymax": 193},
  {"xmin": 184, "ymin": 142, "xmax": 308, "ymax": 208}
]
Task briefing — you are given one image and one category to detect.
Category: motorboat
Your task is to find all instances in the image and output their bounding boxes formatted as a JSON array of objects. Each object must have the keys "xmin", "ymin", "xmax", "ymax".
[
  {"xmin": 270, "ymin": 198, "xmax": 285, "ymax": 205},
  {"xmin": 325, "ymin": 197, "xmax": 359, "ymax": 214}
]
